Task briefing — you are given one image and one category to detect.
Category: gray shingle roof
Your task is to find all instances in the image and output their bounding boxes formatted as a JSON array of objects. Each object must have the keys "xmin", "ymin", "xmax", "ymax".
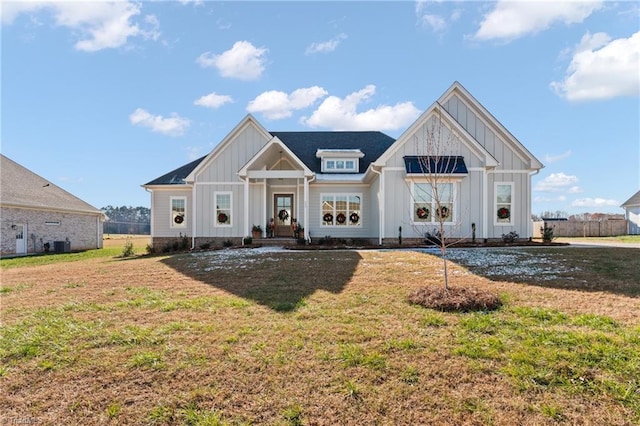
[
  {"xmin": 621, "ymin": 190, "xmax": 640, "ymax": 208},
  {"xmin": 145, "ymin": 132, "xmax": 396, "ymax": 185},
  {"xmin": 144, "ymin": 155, "xmax": 207, "ymax": 186},
  {"xmin": 270, "ymin": 131, "xmax": 395, "ymax": 173},
  {"xmin": 0, "ymin": 154, "xmax": 101, "ymax": 214}
]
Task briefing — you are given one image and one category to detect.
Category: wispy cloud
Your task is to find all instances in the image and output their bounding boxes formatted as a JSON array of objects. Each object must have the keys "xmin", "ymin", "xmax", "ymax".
[
  {"xmin": 543, "ymin": 150, "xmax": 572, "ymax": 164},
  {"xmin": 473, "ymin": 0, "xmax": 603, "ymax": 42},
  {"xmin": 415, "ymin": 0, "xmax": 461, "ymax": 34},
  {"xmin": 551, "ymin": 30, "xmax": 640, "ymax": 101},
  {"xmin": 194, "ymin": 92, "xmax": 233, "ymax": 109},
  {"xmin": 129, "ymin": 108, "xmax": 190, "ymax": 136},
  {"xmin": 534, "ymin": 172, "xmax": 582, "ymax": 193},
  {"xmin": 247, "ymin": 86, "xmax": 328, "ymax": 120},
  {"xmin": 305, "ymin": 33, "xmax": 347, "ymax": 55},
  {"xmin": 300, "ymin": 85, "xmax": 420, "ymax": 131},
  {"xmin": 197, "ymin": 41, "xmax": 267, "ymax": 81},
  {"xmin": 571, "ymin": 197, "xmax": 619, "ymax": 207}
]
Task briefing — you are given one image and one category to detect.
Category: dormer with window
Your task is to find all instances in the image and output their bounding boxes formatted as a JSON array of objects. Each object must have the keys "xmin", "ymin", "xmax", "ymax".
[{"xmin": 316, "ymin": 149, "xmax": 364, "ymax": 173}]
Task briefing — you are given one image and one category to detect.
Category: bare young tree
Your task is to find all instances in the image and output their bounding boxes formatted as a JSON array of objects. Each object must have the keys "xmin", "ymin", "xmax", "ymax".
[{"xmin": 407, "ymin": 107, "xmax": 466, "ymax": 291}]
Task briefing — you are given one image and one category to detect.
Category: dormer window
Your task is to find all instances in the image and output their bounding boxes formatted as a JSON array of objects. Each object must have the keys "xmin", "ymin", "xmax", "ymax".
[{"xmin": 316, "ymin": 149, "xmax": 364, "ymax": 173}]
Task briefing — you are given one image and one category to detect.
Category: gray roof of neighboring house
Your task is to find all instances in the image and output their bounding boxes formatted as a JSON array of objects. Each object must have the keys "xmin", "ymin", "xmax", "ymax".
[
  {"xmin": 621, "ymin": 190, "xmax": 640, "ymax": 208},
  {"xmin": 145, "ymin": 132, "xmax": 396, "ymax": 185},
  {"xmin": 0, "ymin": 154, "xmax": 102, "ymax": 214}
]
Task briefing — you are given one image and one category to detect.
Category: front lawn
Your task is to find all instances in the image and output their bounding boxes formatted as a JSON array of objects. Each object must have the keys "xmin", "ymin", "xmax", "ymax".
[{"xmin": 1, "ymin": 247, "xmax": 638, "ymax": 425}]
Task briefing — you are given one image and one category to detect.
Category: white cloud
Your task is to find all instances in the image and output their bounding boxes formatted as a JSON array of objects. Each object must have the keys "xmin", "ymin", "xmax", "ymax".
[
  {"xmin": 194, "ymin": 92, "xmax": 233, "ymax": 109},
  {"xmin": 474, "ymin": 0, "xmax": 603, "ymax": 42},
  {"xmin": 543, "ymin": 150, "xmax": 572, "ymax": 164},
  {"xmin": 301, "ymin": 85, "xmax": 421, "ymax": 131},
  {"xmin": 415, "ymin": 0, "xmax": 460, "ymax": 33},
  {"xmin": 305, "ymin": 33, "xmax": 347, "ymax": 55},
  {"xmin": 550, "ymin": 31, "xmax": 640, "ymax": 101},
  {"xmin": 2, "ymin": 1, "xmax": 160, "ymax": 52},
  {"xmin": 129, "ymin": 108, "xmax": 190, "ymax": 136},
  {"xmin": 534, "ymin": 172, "xmax": 582, "ymax": 193},
  {"xmin": 571, "ymin": 197, "xmax": 619, "ymax": 207},
  {"xmin": 534, "ymin": 195, "xmax": 567, "ymax": 202},
  {"xmin": 247, "ymin": 86, "xmax": 328, "ymax": 120},
  {"xmin": 197, "ymin": 41, "xmax": 267, "ymax": 81}
]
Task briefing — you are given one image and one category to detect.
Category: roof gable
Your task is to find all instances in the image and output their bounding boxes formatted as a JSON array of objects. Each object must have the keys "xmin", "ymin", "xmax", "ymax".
[
  {"xmin": 621, "ymin": 190, "xmax": 640, "ymax": 208},
  {"xmin": 0, "ymin": 154, "xmax": 101, "ymax": 215},
  {"xmin": 238, "ymin": 136, "xmax": 313, "ymax": 177}
]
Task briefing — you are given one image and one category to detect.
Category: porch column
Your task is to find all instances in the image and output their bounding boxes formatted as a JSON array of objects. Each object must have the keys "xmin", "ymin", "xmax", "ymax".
[
  {"xmin": 303, "ymin": 176, "xmax": 309, "ymax": 241},
  {"xmin": 244, "ymin": 177, "xmax": 250, "ymax": 239}
]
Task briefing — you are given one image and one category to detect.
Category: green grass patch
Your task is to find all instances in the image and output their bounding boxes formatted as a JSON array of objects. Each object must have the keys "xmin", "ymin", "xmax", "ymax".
[{"xmin": 0, "ymin": 247, "xmax": 123, "ymax": 269}]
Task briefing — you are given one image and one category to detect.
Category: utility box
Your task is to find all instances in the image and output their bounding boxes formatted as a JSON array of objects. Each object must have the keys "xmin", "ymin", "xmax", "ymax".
[{"xmin": 54, "ymin": 241, "xmax": 71, "ymax": 253}]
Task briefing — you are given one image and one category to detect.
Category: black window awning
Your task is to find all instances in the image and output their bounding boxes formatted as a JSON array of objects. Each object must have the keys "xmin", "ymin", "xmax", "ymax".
[{"xmin": 403, "ymin": 156, "xmax": 468, "ymax": 174}]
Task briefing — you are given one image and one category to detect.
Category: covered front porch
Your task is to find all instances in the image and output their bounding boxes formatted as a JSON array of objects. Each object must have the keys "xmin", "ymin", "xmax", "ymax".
[{"xmin": 238, "ymin": 136, "xmax": 314, "ymax": 241}]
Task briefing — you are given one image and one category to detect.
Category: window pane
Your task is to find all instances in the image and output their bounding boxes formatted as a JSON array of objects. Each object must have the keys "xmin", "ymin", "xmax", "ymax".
[
  {"xmin": 414, "ymin": 183, "xmax": 431, "ymax": 204},
  {"xmin": 326, "ymin": 160, "xmax": 335, "ymax": 169},
  {"xmin": 322, "ymin": 195, "xmax": 334, "ymax": 225},
  {"xmin": 497, "ymin": 185, "xmax": 511, "ymax": 204},
  {"xmin": 346, "ymin": 160, "xmax": 354, "ymax": 170},
  {"xmin": 172, "ymin": 199, "xmax": 185, "ymax": 213},
  {"xmin": 335, "ymin": 195, "xmax": 347, "ymax": 225},
  {"xmin": 437, "ymin": 183, "xmax": 453, "ymax": 203},
  {"xmin": 336, "ymin": 160, "xmax": 344, "ymax": 169}
]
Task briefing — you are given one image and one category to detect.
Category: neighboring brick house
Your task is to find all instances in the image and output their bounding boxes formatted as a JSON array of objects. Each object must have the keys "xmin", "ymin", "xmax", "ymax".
[{"xmin": 0, "ymin": 154, "xmax": 104, "ymax": 256}]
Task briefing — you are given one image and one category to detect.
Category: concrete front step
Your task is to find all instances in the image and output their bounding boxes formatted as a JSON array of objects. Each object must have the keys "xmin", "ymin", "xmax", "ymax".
[{"xmin": 250, "ymin": 238, "xmax": 301, "ymax": 248}]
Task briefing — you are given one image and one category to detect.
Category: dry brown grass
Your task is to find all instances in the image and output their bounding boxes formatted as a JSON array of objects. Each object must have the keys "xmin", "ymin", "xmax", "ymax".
[
  {"xmin": 1, "ymin": 247, "xmax": 638, "ymax": 425},
  {"xmin": 408, "ymin": 285, "xmax": 502, "ymax": 312}
]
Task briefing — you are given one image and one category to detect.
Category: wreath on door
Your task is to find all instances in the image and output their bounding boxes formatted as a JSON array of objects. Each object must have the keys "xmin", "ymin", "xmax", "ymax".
[{"xmin": 278, "ymin": 209, "xmax": 289, "ymax": 222}]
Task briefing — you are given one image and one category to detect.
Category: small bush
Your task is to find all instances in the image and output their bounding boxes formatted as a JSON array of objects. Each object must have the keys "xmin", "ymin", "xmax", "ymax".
[
  {"xmin": 145, "ymin": 243, "xmax": 155, "ymax": 254},
  {"xmin": 243, "ymin": 236, "xmax": 252, "ymax": 245},
  {"xmin": 199, "ymin": 242, "xmax": 211, "ymax": 250},
  {"xmin": 223, "ymin": 239, "xmax": 233, "ymax": 248},
  {"xmin": 541, "ymin": 225, "xmax": 555, "ymax": 243},
  {"xmin": 408, "ymin": 286, "xmax": 502, "ymax": 312},
  {"xmin": 121, "ymin": 238, "xmax": 135, "ymax": 258},
  {"xmin": 501, "ymin": 231, "xmax": 519, "ymax": 243}
]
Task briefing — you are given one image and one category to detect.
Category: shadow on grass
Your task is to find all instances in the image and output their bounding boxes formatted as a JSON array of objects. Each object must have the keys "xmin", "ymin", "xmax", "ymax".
[
  {"xmin": 422, "ymin": 247, "xmax": 640, "ymax": 298},
  {"xmin": 161, "ymin": 249, "xmax": 362, "ymax": 312}
]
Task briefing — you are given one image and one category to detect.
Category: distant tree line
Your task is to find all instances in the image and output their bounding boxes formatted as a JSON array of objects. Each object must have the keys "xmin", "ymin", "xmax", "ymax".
[
  {"xmin": 101, "ymin": 205, "xmax": 151, "ymax": 235},
  {"xmin": 532, "ymin": 211, "xmax": 625, "ymax": 221}
]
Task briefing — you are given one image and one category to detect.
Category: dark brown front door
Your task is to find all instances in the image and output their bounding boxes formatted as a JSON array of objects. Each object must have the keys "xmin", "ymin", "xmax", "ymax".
[{"xmin": 274, "ymin": 194, "xmax": 293, "ymax": 237}]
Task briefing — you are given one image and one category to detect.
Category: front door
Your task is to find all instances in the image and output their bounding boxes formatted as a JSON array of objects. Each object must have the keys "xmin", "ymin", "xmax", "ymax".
[
  {"xmin": 15, "ymin": 224, "xmax": 26, "ymax": 254},
  {"xmin": 274, "ymin": 194, "xmax": 293, "ymax": 237}
]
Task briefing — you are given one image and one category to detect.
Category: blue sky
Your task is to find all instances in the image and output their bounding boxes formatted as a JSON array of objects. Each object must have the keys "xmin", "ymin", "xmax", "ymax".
[{"xmin": 2, "ymin": 1, "xmax": 639, "ymax": 216}]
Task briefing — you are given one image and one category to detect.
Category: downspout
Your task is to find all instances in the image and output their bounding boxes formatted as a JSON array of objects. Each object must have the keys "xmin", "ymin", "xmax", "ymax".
[
  {"xmin": 241, "ymin": 176, "xmax": 250, "ymax": 245},
  {"xmin": 371, "ymin": 165, "xmax": 384, "ymax": 245},
  {"xmin": 528, "ymin": 169, "xmax": 540, "ymax": 239},
  {"xmin": 483, "ymin": 169, "xmax": 488, "ymax": 241},
  {"xmin": 305, "ymin": 174, "xmax": 316, "ymax": 242}
]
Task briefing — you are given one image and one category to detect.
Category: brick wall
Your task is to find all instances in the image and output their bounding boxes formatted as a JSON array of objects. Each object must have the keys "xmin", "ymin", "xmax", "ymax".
[{"xmin": 1, "ymin": 207, "xmax": 103, "ymax": 255}]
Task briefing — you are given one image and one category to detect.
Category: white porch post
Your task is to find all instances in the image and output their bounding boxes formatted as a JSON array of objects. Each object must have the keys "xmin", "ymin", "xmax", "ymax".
[
  {"xmin": 379, "ymin": 168, "xmax": 385, "ymax": 245},
  {"xmin": 482, "ymin": 169, "xmax": 488, "ymax": 240},
  {"xmin": 244, "ymin": 177, "xmax": 249, "ymax": 240},
  {"xmin": 303, "ymin": 176, "xmax": 309, "ymax": 241}
]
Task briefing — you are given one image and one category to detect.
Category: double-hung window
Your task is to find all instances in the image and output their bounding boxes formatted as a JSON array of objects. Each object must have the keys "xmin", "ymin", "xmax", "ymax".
[
  {"xmin": 171, "ymin": 197, "xmax": 187, "ymax": 228},
  {"xmin": 321, "ymin": 194, "xmax": 362, "ymax": 226},
  {"xmin": 412, "ymin": 183, "xmax": 454, "ymax": 223},
  {"xmin": 215, "ymin": 192, "xmax": 232, "ymax": 227},
  {"xmin": 495, "ymin": 183, "xmax": 513, "ymax": 225}
]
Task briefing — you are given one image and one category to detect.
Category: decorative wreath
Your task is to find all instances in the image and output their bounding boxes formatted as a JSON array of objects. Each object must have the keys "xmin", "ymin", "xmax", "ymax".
[
  {"xmin": 174, "ymin": 214, "xmax": 184, "ymax": 224},
  {"xmin": 416, "ymin": 207, "xmax": 429, "ymax": 219},
  {"xmin": 278, "ymin": 209, "xmax": 289, "ymax": 222},
  {"xmin": 336, "ymin": 213, "xmax": 347, "ymax": 224},
  {"xmin": 497, "ymin": 207, "xmax": 510, "ymax": 219},
  {"xmin": 323, "ymin": 213, "xmax": 334, "ymax": 223},
  {"xmin": 349, "ymin": 212, "xmax": 360, "ymax": 224},
  {"xmin": 436, "ymin": 206, "xmax": 450, "ymax": 219},
  {"xmin": 217, "ymin": 212, "xmax": 228, "ymax": 224}
]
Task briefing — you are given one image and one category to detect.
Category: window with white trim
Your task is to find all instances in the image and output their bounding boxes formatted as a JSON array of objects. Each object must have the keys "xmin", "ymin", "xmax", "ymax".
[
  {"xmin": 323, "ymin": 158, "xmax": 358, "ymax": 173},
  {"xmin": 495, "ymin": 183, "xmax": 513, "ymax": 225},
  {"xmin": 321, "ymin": 194, "xmax": 362, "ymax": 226},
  {"xmin": 215, "ymin": 192, "xmax": 232, "ymax": 227},
  {"xmin": 170, "ymin": 197, "xmax": 187, "ymax": 228},
  {"xmin": 412, "ymin": 182, "xmax": 454, "ymax": 223}
]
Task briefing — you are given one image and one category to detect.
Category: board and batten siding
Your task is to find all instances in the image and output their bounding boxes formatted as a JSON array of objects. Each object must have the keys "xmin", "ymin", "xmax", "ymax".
[
  {"xmin": 195, "ymin": 124, "xmax": 269, "ymax": 183},
  {"xmin": 442, "ymin": 94, "xmax": 528, "ymax": 171},
  {"xmin": 151, "ymin": 188, "xmax": 192, "ymax": 237}
]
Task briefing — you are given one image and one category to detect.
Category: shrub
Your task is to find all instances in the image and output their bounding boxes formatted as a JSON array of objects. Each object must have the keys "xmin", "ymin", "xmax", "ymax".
[
  {"xmin": 223, "ymin": 239, "xmax": 233, "ymax": 248},
  {"xmin": 199, "ymin": 242, "xmax": 211, "ymax": 250},
  {"xmin": 501, "ymin": 231, "xmax": 519, "ymax": 243},
  {"xmin": 408, "ymin": 286, "xmax": 502, "ymax": 312},
  {"xmin": 541, "ymin": 225, "xmax": 555, "ymax": 243},
  {"xmin": 145, "ymin": 243, "xmax": 155, "ymax": 254},
  {"xmin": 121, "ymin": 238, "xmax": 135, "ymax": 258},
  {"xmin": 243, "ymin": 236, "xmax": 252, "ymax": 245}
]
